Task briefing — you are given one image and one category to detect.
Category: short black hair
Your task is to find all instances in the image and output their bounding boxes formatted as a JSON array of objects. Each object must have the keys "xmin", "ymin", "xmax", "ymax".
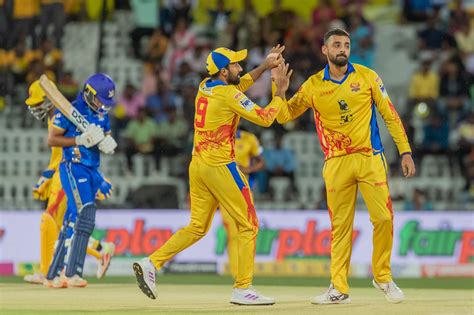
[{"xmin": 324, "ymin": 28, "xmax": 350, "ymax": 44}]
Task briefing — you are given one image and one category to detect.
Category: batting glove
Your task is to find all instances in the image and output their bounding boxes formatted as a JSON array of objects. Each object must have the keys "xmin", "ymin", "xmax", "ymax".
[
  {"xmin": 75, "ymin": 124, "xmax": 105, "ymax": 148},
  {"xmin": 98, "ymin": 135, "xmax": 117, "ymax": 155}
]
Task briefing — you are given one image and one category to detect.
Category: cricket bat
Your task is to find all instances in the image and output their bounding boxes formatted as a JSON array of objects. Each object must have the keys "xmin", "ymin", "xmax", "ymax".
[{"xmin": 39, "ymin": 74, "xmax": 89, "ymax": 132}]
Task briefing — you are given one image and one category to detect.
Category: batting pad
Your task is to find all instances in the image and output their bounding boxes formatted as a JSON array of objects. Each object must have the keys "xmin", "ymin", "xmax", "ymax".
[{"xmin": 65, "ymin": 203, "xmax": 96, "ymax": 277}]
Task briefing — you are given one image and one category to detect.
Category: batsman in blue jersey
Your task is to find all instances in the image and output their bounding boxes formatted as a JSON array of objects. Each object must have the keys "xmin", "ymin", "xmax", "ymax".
[{"xmin": 46, "ymin": 73, "xmax": 117, "ymax": 288}]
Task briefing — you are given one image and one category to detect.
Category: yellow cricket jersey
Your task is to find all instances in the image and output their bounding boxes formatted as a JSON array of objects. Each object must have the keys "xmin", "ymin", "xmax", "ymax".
[
  {"xmin": 193, "ymin": 73, "xmax": 284, "ymax": 166},
  {"xmin": 47, "ymin": 116, "xmax": 63, "ymax": 171},
  {"xmin": 278, "ymin": 63, "xmax": 411, "ymax": 160},
  {"xmin": 234, "ymin": 130, "xmax": 262, "ymax": 168}
]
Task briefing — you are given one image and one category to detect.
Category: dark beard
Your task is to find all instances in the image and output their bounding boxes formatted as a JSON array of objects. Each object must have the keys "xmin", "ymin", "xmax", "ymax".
[
  {"xmin": 331, "ymin": 54, "xmax": 348, "ymax": 67},
  {"xmin": 227, "ymin": 73, "xmax": 241, "ymax": 85}
]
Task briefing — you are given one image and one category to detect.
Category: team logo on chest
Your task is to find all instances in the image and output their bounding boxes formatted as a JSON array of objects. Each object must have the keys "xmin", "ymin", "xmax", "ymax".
[
  {"xmin": 338, "ymin": 99, "xmax": 353, "ymax": 125},
  {"xmin": 350, "ymin": 82, "xmax": 360, "ymax": 92}
]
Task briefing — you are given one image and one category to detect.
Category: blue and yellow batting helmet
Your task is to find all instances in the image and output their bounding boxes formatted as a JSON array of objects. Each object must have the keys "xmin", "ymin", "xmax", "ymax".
[{"xmin": 206, "ymin": 47, "xmax": 247, "ymax": 75}]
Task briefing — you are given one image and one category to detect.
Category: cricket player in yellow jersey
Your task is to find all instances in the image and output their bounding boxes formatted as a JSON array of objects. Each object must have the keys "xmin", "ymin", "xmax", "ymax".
[
  {"xmin": 277, "ymin": 29, "xmax": 416, "ymax": 304},
  {"xmin": 23, "ymin": 80, "xmax": 115, "ymax": 286},
  {"xmin": 221, "ymin": 128, "xmax": 265, "ymax": 278},
  {"xmin": 133, "ymin": 45, "xmax": 292, "ymax": 305}
]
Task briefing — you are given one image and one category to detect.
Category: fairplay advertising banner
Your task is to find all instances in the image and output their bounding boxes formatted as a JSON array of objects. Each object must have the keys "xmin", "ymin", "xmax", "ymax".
[{"xmin": 0, "ymin": 210, "xmax": 472, "ymax": 277}]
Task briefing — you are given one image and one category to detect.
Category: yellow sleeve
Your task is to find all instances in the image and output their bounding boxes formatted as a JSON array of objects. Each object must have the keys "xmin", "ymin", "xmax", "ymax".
[
  {"xmin": 235, "ymin": 73, "xmax": 254, "ymax": 92},
  {"xmin": 228, "ymin": 88, "xmax": 284, "ymax": 127},
  {"xmin": 276, "ymin": 81, "xmax": 312, "ymax": 124},
  {"xmin": 369, "ymin": 70, "xmax": 412, "ymax": 155}
]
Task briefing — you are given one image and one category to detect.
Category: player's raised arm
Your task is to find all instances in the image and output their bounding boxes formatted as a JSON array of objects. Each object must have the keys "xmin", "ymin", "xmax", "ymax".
[{"xmin": 229, "ymin": 63, "xmax": 293, "ymax": 127}]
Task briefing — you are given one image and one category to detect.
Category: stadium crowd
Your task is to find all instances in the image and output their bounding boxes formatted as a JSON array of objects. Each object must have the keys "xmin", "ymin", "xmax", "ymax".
[{"xmin": 0, "ymin": 0, "xmax": 473, "ymax": 209}]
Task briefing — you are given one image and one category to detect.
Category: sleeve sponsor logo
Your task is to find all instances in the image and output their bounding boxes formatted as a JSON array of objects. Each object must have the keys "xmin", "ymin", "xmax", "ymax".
[{"xmin": 239, "ymin": 96, "xmax": 255, "ymax": 112}]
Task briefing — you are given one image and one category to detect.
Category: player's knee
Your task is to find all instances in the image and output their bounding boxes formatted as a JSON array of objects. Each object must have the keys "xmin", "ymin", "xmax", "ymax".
[
  {"xmin": 373, "ymin": 213, "xmax": 393, "ymax": 226},
  {"xmin": 186, "ymin": 221, "xmax": 210, "ymax": 238}
]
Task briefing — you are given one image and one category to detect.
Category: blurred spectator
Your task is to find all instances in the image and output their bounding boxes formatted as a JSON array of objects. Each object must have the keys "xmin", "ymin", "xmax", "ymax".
[
  {"xmin": 415, "ymin": 113, "xmax": 453, "ymax": 176},
  {"xmin": 38, "ymin": 39, "xmax": 63, "ymax": 74},
  {"xmin": 182, "ymin": 39, "xmax": 210, "ymax": 74},
  {"xmin": 208, "ymin": 0, "xmax": 231, "ymax": 35},
  {"xmin": 146, "ymin": 80, "xmax": 177, "ymax": 123},
  {"xmin": 57, "ymin": 71, "xmax": 79, "ymax": 101},
  {"xmin": 267, "ymin": 0, "xmax": 295, "ymax": 42},
  {"xmin": 401, "ymin": 0, "xmax": 433, "ymax": 22},
  {"xmin": 154, "ymin": 106, "xmax": 188, "ymax": 168},
  {"xmin": 417, "ymin": 15, "xmax": 448, "ymax": 52},
  {"xmin": 236, "ymin": 0, "xmax": 260, "ymax": 50},
  {"xmin": 312, "ymin": 0, "xmax": 337, "ymax": 27},
  {"xmin": 439, "ymin": 57, "xmax": 470, "ymax": 112},
  {"xmin": 263, "ymin": 134, "xmax": 298, "ymax": 199},
  {"xmin": 39, "ymin": 0, "xmax": 65, "ymax": 48},
  {"xmin": 403, "ymin": 188, "xmax": 434, "ymax": 210},
  {"xmin": 129, "ymin": 0, "xmax": 159, "ymax": 59},
  {"xmin": 170, "ymin": 0, "xmax": 192, "ymax": 26},
  {"xmin": 0, "ymin": 0, "xmax": 7, "ymax": 50},
  {"xmin": 123, "ymin": 108, "xmax": 158, "ymax": 173},
  {"xmin": 145, "ymin": 28, "xmax": 169, "ymax": 64},
  {"xmin": 452, "ymin": 113, "xmax": 474, "ymax": 190},
  {"xmin": 26, "ymin": 59, "xmax": 55, "ymax": 85},
  {"xmin": 453, "ymin": 19, "xmax": 474, "ymax": 73},
  {"xmin": 5, "ymin": 40, "xmax": 40, "ymax": 84},
  {"xmin": 171, "ymin": 61, "xmax": 200, "ymax": 93},
  {"xmin": 446, "ymin": 0, "xmax": 469, "ymax": 34},
  {"xmin": 408, "ymin": 57, "xmax": 439, "ymax": 102},
  {"xmin": 118, "ymin": 83, "xmax": 146, "ymax": 119},
  {"xmin": 164, "ymin": 16, "xmax": 195, "ymax": 77},
  {"xmin": 10, "ymin": 0, "xmax": 40, "ymax": 49},
  {"xmin": 348, "ymin": 14, "xmax": 374, "ymax": 67}
]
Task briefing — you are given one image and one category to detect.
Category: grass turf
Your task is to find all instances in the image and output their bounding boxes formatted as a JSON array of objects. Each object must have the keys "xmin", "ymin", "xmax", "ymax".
[{"xmin": 1, "ymin": 274, "xmax": 473, "ymax": 289}]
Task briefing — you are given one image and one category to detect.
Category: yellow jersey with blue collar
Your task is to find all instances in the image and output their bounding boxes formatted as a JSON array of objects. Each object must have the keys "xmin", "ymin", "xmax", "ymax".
[
  {"xmin": 193, "ymin": 73, "xmax": 285, "ymax": 166},
  {"xmin": 278, "ymin": 62, "xmax": 411, "ymax": 160},
  {"xmin": 235, "ymin": 130, "xmax": 263, "ymax": 168},
  {"xmin": 47, "ymin": 116, "xmax": 63, "ymax": 171}
]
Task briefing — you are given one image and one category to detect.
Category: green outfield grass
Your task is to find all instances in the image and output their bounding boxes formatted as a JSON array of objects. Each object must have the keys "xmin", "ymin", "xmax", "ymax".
[
  {"xmin": 1, "ymin": 274, "xmax": 473, "ymax": 289},
  {"xmin": 0, "ymin": 281, "xmax": 472, "ymax": 315}
]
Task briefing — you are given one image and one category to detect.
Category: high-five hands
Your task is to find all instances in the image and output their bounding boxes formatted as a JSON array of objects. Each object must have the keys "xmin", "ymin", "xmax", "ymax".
[{"xmin": 273, "ymin": 62, "xmax": 293, "ymax": 98}]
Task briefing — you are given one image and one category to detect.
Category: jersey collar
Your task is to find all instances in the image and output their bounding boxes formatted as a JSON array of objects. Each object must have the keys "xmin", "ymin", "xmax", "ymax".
[
  {"xmin": 323, "ymin": 62, "xmax": 355, "ymax": 84},
  {"xmin": 205, "ymin": 79, "xmax": 227, "ymax": 88},
  {"xmin": 236, "ymin": 129, "xmax": 241, "ymax": 139}
]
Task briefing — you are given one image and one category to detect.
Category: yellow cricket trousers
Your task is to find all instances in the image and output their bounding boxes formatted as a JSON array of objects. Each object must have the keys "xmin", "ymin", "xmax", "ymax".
[
  {"xmin": 40, "ymin": 171, "xmax": 66, "ymax": 276},
  {"xmin": 149, "ymin": 157, "xmax": 259, "ymax": 288},
  {"xmin": 323, "ymin": 153, "xmax": 394, "ymax": 294},
  {"xmin": 221, "ymin": 208, "xmax": 239, "ymax": 278}
]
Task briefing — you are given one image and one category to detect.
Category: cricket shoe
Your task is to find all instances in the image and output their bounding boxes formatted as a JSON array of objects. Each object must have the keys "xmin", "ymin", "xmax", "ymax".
[
  {"xmin": 66, "ymin": 275, "xmax": 88, "ymax": 288},
  {"xmin": 45, "ymin": 276, "xmax": 68, "ymax": 289},
  {"xmin": 372, "ymin": 279, "xmax": 404, "ymax": 303},
  {"xmin": 133, "ymin": 258, "xmax": 157, "ymax": 300},
  {"xmin": 24, "ymin": 273, "xmax": 45, "ymax": 284},
  {"xmin": 311, "ymin": 283, "xmax": 351, "ymax": 304},
  {"xmin": 230, "ymin": 286, "xmax": 275, "ymax": 305},
  {"xmin": 97, "ymin": 242, "xmax": 115, "ymax": 279}
]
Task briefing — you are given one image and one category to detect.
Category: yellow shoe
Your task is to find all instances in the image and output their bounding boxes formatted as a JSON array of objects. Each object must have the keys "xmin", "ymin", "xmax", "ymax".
[
  {"xmin": 97, "ymin": 242, "xmax": 115, "ymax": 279},
  {"xmin": 66, "ymin": 275, "xmax": 88, "ymax": 288},
  {"xmin": 24, "ymin": 273, "xmax": 45, "ymax": 284}
]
